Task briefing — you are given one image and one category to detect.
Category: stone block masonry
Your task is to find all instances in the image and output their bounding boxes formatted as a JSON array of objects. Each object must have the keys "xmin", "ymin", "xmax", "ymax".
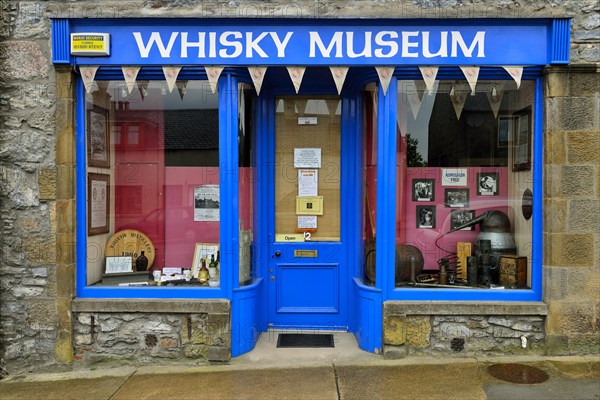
[
  {"xmin": 383, "ymin": 302, "xmax": 548, "ymax": 359},
  {"xmin": 71, "ymin": 299, "xmax": 231, "ymax": 365}
]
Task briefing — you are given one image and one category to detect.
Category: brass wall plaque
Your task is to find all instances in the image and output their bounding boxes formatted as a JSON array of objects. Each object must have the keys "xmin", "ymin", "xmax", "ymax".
[{"xmin": 294, "ymin": 250, "xmax": 318, "ymax": 258}]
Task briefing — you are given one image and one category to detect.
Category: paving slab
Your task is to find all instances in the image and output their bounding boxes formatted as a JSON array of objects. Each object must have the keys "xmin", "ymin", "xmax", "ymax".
[
  {"xmin": 336, "ymin": 363, "xmax": 486, "ymax": 400},
  {"xmin": 0, "ymin": 376, "xmax": 129, "ymax": 400},
  {"xmin": 484, "ymin": 378, "xmax": 600, "ymax": 400},
  {"xmin": 112, "ymin": 366, "xmax": 337, "ymax": 400}
]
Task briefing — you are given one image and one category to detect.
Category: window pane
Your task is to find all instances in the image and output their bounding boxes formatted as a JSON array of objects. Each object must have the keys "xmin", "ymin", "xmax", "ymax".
[
  {"xmin": 395, "ymin": 79, "xmax": 535, "ymax": 289},
  {"xmin": 85, "ymin": 80, "xmax": 220, "ymax": 287},
  {"xmin": 239, "ymin": 83, "xmax": 256, "ymax": 286},
  {"xmin": 363, "ymin": 84, "xmax": 378, "ymax": 285}
]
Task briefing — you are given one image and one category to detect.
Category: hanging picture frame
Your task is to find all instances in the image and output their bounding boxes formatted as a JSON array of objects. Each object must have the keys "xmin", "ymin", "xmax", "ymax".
[
  {"xmin": 477, "ymin": 172, "xmax": 499, "ymax": 196},
  {"xmin": 416, "ymin": 205, "xmax": 436, "ymax": 229},
  {"xmin": 412, "ymin": 178, "xmax": 435, "ymax": 202},
  {"xmin": 512, "ymin": 106, "xmax": 532, "ymax": 172},
  {"xmin": 87, "ymin": 173, "xmax": 110, "ymax": 235},
  {"xmin": 87, "ymin": 106, "xmax": 110, "ymax": 168},
  {"xmin": 497, "ymin": 115, "xmax": 514, "ymax": 148}
]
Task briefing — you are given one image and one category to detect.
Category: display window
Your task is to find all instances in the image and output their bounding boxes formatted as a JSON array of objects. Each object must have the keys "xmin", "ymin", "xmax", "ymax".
[
  {"xmin": 392, "ymin": 78, "xmax": 538, "ymax": 296},
  {"xmin": 84, "ymin": 79, "xmax": 223, "ymax": 289}
]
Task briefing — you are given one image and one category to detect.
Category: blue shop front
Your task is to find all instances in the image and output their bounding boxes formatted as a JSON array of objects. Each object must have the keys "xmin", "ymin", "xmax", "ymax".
[{"xmin": 53, "ymin": 18, "xmax": 569, "ymax": 359}]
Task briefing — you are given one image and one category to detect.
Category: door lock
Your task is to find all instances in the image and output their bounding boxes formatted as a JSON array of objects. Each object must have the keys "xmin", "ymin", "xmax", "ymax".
[
  {"xmin": 274, "ymin": 251, "xmax": 281, "ymax": 257},
  {"xmin": 270, "ymin": 276, "xmax": 275, "ymax": 280}
]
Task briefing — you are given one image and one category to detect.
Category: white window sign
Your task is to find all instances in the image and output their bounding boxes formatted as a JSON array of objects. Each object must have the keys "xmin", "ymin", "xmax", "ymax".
[
  {"xmin": 298, "ymin": 169, "xmax": 318, "ymax": 196},
  {"xmin": 105, "ymin": 256, "xmax": 133, "ymax": 274},
  {"xmin": 298, "ymin": 215, "xmax": 317, "ymax": 229},
  {"xmin": 294, "ymin": 148, "xmax": 321, "ymax": 168},
  {"xmin": 441, "ymin": 168, "xmax": 468, "ymax": 186}
]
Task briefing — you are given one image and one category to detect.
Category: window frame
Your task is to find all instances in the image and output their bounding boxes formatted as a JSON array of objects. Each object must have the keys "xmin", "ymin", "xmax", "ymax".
[
  {"xmin": 75, "ymin": 68, "xmax": 240, "ymax": 299},
  {"xmin": 382, "ymin": 70, "xmax": 543, "ymax": 301}
]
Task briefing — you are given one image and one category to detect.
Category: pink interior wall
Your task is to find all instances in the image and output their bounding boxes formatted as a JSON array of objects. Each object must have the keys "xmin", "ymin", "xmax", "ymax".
[
  {"xmin": 164, "ymin": 167, "xmax": 219, "ymax": 268},
  {"xmin": 163, "ymin": 166, "xmax": 254, "ymax": 269},
  {"xmin": 401, "ymin": 167, "xmax": 509, "ymax": 270}
]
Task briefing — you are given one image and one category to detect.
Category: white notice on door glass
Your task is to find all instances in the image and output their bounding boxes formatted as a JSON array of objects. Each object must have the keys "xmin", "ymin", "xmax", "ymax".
[
  {"xmin": 298, "ymin": 169, "xmax": 318, "ymax": 196},
  {"xmin": 194, "ymin": 185, "xmax": 220, "ymax": 221},
  {"xmin": 294, "ymin": 148, "xmax": 321, "ymax": 168},
  {"xmin": 298, "ymin": 215, "xmax": 317, "ymax": 229}
]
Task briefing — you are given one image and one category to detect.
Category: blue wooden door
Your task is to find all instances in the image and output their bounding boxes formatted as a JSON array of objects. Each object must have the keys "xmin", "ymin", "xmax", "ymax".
[{"xmin": 267, "ymin": 95, "xmax": 348, "ymax": 330}]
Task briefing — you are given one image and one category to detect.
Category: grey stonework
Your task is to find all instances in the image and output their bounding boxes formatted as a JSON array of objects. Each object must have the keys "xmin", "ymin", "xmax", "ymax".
[
  {"xmin": 385, "ymin": 315, "xmax": 546, "ymax": 359},
  {"xmin": 73, "ymin": 311, "xmax": 231, "ymax": 365},
  {"xmin": 0, "ymin": 0, "xmax": 599, "ymax": 376}
]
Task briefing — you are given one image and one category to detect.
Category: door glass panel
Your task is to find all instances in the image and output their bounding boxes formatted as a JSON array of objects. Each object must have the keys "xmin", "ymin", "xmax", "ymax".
[{"xmin": 275, "ymin": 96, "xmax": 341, "ymax": 242}]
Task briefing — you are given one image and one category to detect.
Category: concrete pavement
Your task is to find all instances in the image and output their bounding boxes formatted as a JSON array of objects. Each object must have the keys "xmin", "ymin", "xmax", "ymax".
[
  {"xmin": 1, "ymin": 332, "xmax": 599, "ymax": 399},
  {"xmin": 1, "ymin": 356, "xmax": 599, "ymax": 400}
]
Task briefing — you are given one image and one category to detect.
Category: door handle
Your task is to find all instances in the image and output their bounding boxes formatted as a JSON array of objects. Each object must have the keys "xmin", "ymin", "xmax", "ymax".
[{"xmin": 274, "ymin": 251, "xmax": 281, "ymax": 257}]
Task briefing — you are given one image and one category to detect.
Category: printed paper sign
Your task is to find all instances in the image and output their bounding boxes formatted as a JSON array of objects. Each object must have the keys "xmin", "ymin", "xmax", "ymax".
[
  {"xmin": 298, "ymin": 169, "xmax": 318, "ymax": 196},
  {"xmin": 294, "ymin": 148, "xmax": 321, "ymax": 168},
  {"xmin": 298, "ymin": 215, "xmax": 317, "ymax": 229},
  {"xmin": 441, "ymin": 168, "xmax": 468, "ymax": 186},
  {"xmin": 194, "ymin": 185, "xmax": 220, "ymax": 221}
]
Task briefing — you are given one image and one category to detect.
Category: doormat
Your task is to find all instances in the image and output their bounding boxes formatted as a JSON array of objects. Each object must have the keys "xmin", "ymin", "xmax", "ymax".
[{"xmin": 276, "ymin": 333, "xmax": 335, "ymax": 348}]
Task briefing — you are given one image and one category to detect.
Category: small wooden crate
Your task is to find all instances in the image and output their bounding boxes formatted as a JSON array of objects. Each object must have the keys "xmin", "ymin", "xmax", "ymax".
[{"xmin": 499, "ymin": 256, "xmax": 527, "ymax": 288}]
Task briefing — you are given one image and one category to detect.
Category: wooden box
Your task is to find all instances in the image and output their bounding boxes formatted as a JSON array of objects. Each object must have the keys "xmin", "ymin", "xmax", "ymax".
[{"xmin": 499, "ymin": 256, "xmax": 527, "ymax": 288}]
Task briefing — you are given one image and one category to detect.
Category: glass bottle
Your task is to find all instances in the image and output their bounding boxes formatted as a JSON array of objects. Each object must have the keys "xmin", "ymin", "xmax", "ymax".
[
  {"xmin": 208, "ymin": 254, "xmax": 217, "ymax": 279},
  {"xmin": 136, "ymin": 251, "xmax": 148, "ymax": 272},
  {"xmin": 198, "ymin": 257, "xmax": 209, "ymax": 284}
]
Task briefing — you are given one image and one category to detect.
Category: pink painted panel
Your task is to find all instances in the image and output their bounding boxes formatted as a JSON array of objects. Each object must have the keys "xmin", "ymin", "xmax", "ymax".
[
  {"xmin": 401, "ymin": 167, "xmax": 509, "ymax": 270},
  {"xmin": 164, "ymin": 167, "xmax": 220, "ymax": 268}
]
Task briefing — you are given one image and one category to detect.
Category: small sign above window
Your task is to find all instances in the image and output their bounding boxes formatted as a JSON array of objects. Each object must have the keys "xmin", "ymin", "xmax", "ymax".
[{"xmin": 71, "ymin": 33, "xmax": 110, "ymax": 56}]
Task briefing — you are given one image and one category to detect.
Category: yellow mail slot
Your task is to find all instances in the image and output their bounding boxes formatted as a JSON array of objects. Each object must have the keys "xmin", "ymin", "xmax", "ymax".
[{"xmin": 294, "ymin": 250, "xmax": 318, "ymax": 258}]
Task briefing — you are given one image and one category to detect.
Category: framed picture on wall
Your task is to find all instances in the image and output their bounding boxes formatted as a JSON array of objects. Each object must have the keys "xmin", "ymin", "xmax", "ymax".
[
  {"xmin": 450, "ymin": 210, "xmax": 476, "ymax": 231},
  {"xmin": 87, "ymin": 106, "xmax": 110, "ymax": 168},
  {"xmin": 416, "ymin": 206, "xmax": 436, "ymax": 229},
  {"xmin": 477, "ymin": 172, "xmax": 499, "ymax": 196},
  {"xmin": 191, "ymin": 243, "xmax": 219, "ymax": 278},
  {"xmin": 512, "ymin": 106, "xmax": 532, "ymax": 172},
  {"xmin": 444, "ymin": 188, "xmax": 470, "ymax": 208},
  {"xmin": 497, "ymin": 115, "xmax": 514, "ymax": 148},
  {"xmin": 412, "ymin": 178, "xmax": 435, "ymax": 201},
  {"xmin": 87, "ymin": 173, "xmax": 110, "ymax": 235}
]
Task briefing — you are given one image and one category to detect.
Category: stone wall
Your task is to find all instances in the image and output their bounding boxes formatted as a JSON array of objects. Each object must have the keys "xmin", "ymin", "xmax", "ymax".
[
  {"xmin": 383, "ymin": 302, "xmax": 548, "ymax": 358},
  {"xmin": 0, "ymin": 0, "xmax": 598, "ymax": 376},
  {"xmin": 543, "ymin": 65, "xmax": 600, "ymax": 355},
  {"xmin": 72, "ymin": 299, "xmax": 231, "ymax": 365}
]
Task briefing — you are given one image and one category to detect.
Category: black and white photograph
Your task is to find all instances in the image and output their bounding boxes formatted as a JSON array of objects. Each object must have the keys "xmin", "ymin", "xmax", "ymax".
[
  {"xmin": 416, "ymin": 206, "xmax": 436, "ymax": 229},
  {"xmin": 477, "ymin": 172, "xmax": 499, "ymax": 196},
  {"xmin": 450, "ymin": 210, "xmax": 476, "ymax": 231},
  {"xmin": 194, "ymin": 185, "xmax": 220, "ymax": 222},
  {"xmin": 412, "ymin": 178, "xmax": 435, "ymax": 201},
  {"xmin": 444, "ymin": 188, "xmax": 470, "ymax": 208}
]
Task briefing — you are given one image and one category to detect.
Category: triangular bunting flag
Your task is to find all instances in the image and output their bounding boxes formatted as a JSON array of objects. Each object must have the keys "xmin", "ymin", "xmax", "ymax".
[
  {"xmin": 287, "ymin": 66, "xmax": 306, "ymax": 94},
  {"xmin": 486, "ymin": 81, "xmax": 505, "ymax": 119},
  {"xmin": 176, "ymin": 80, "xmax": 188, "ymax": 100},
  {"xmin": 449, "ymin": 82, "xmax": 470, "ymax": 120},
  {"xmin": 137, "ymin": 81, "xmax": 149, "ymax": 101},
  {"xmin": 329, "ymin": 66, "xmax": 349, "ymax": 95},
  {"xmin": 460, "ymin": 66, "xmax": 480, "ymax": 95},
  {"xmin": 162, "ymin": 66, "xmax": 182, "ymax": 93},
  {"xmin": 503, "ymin": 66, "xmax": 523, "ymax": 89},
  {"xmin": 294, "ymin": 98, "xmax": 308, "ymax": 115},
  {"xmin": 122, "ymin": 66, "xmax": 141, "ymax": 94},
  {"xmin": 418, "ymin": 66, "xmax": 439, "ymax": 95},
  {"xmin": 205, "ymin": 66, "xmax": 224, "ymax": 94},
  {"xmin": 406, "ymin": 80, "xmax": 424, "ymax": 119},
  {"xmin": 248, "ymin": 66, "xmax": 268, "ymax": 95},
  {"xmin": 81, "ymin": 66, "xmax": 99, "ymax": 94},
  {"xmin": 375, "ymin": 66, "xmax": 394, "ymax": 95}
]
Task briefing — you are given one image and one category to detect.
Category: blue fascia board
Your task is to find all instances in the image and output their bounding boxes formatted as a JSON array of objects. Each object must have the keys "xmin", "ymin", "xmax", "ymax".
[{"xmin": 55, "ymin": 18, "xmax": 569, "ymax": 66}]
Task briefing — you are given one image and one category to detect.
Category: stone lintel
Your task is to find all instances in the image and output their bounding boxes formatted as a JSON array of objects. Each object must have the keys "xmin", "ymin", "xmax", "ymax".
[
  {"xmin": 384, "ymin": 301, "xmax": 548, "ymax": 316},
  {"xmin": 72, "ymin": 298, "xmax": 230, "ymax": 314}
]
